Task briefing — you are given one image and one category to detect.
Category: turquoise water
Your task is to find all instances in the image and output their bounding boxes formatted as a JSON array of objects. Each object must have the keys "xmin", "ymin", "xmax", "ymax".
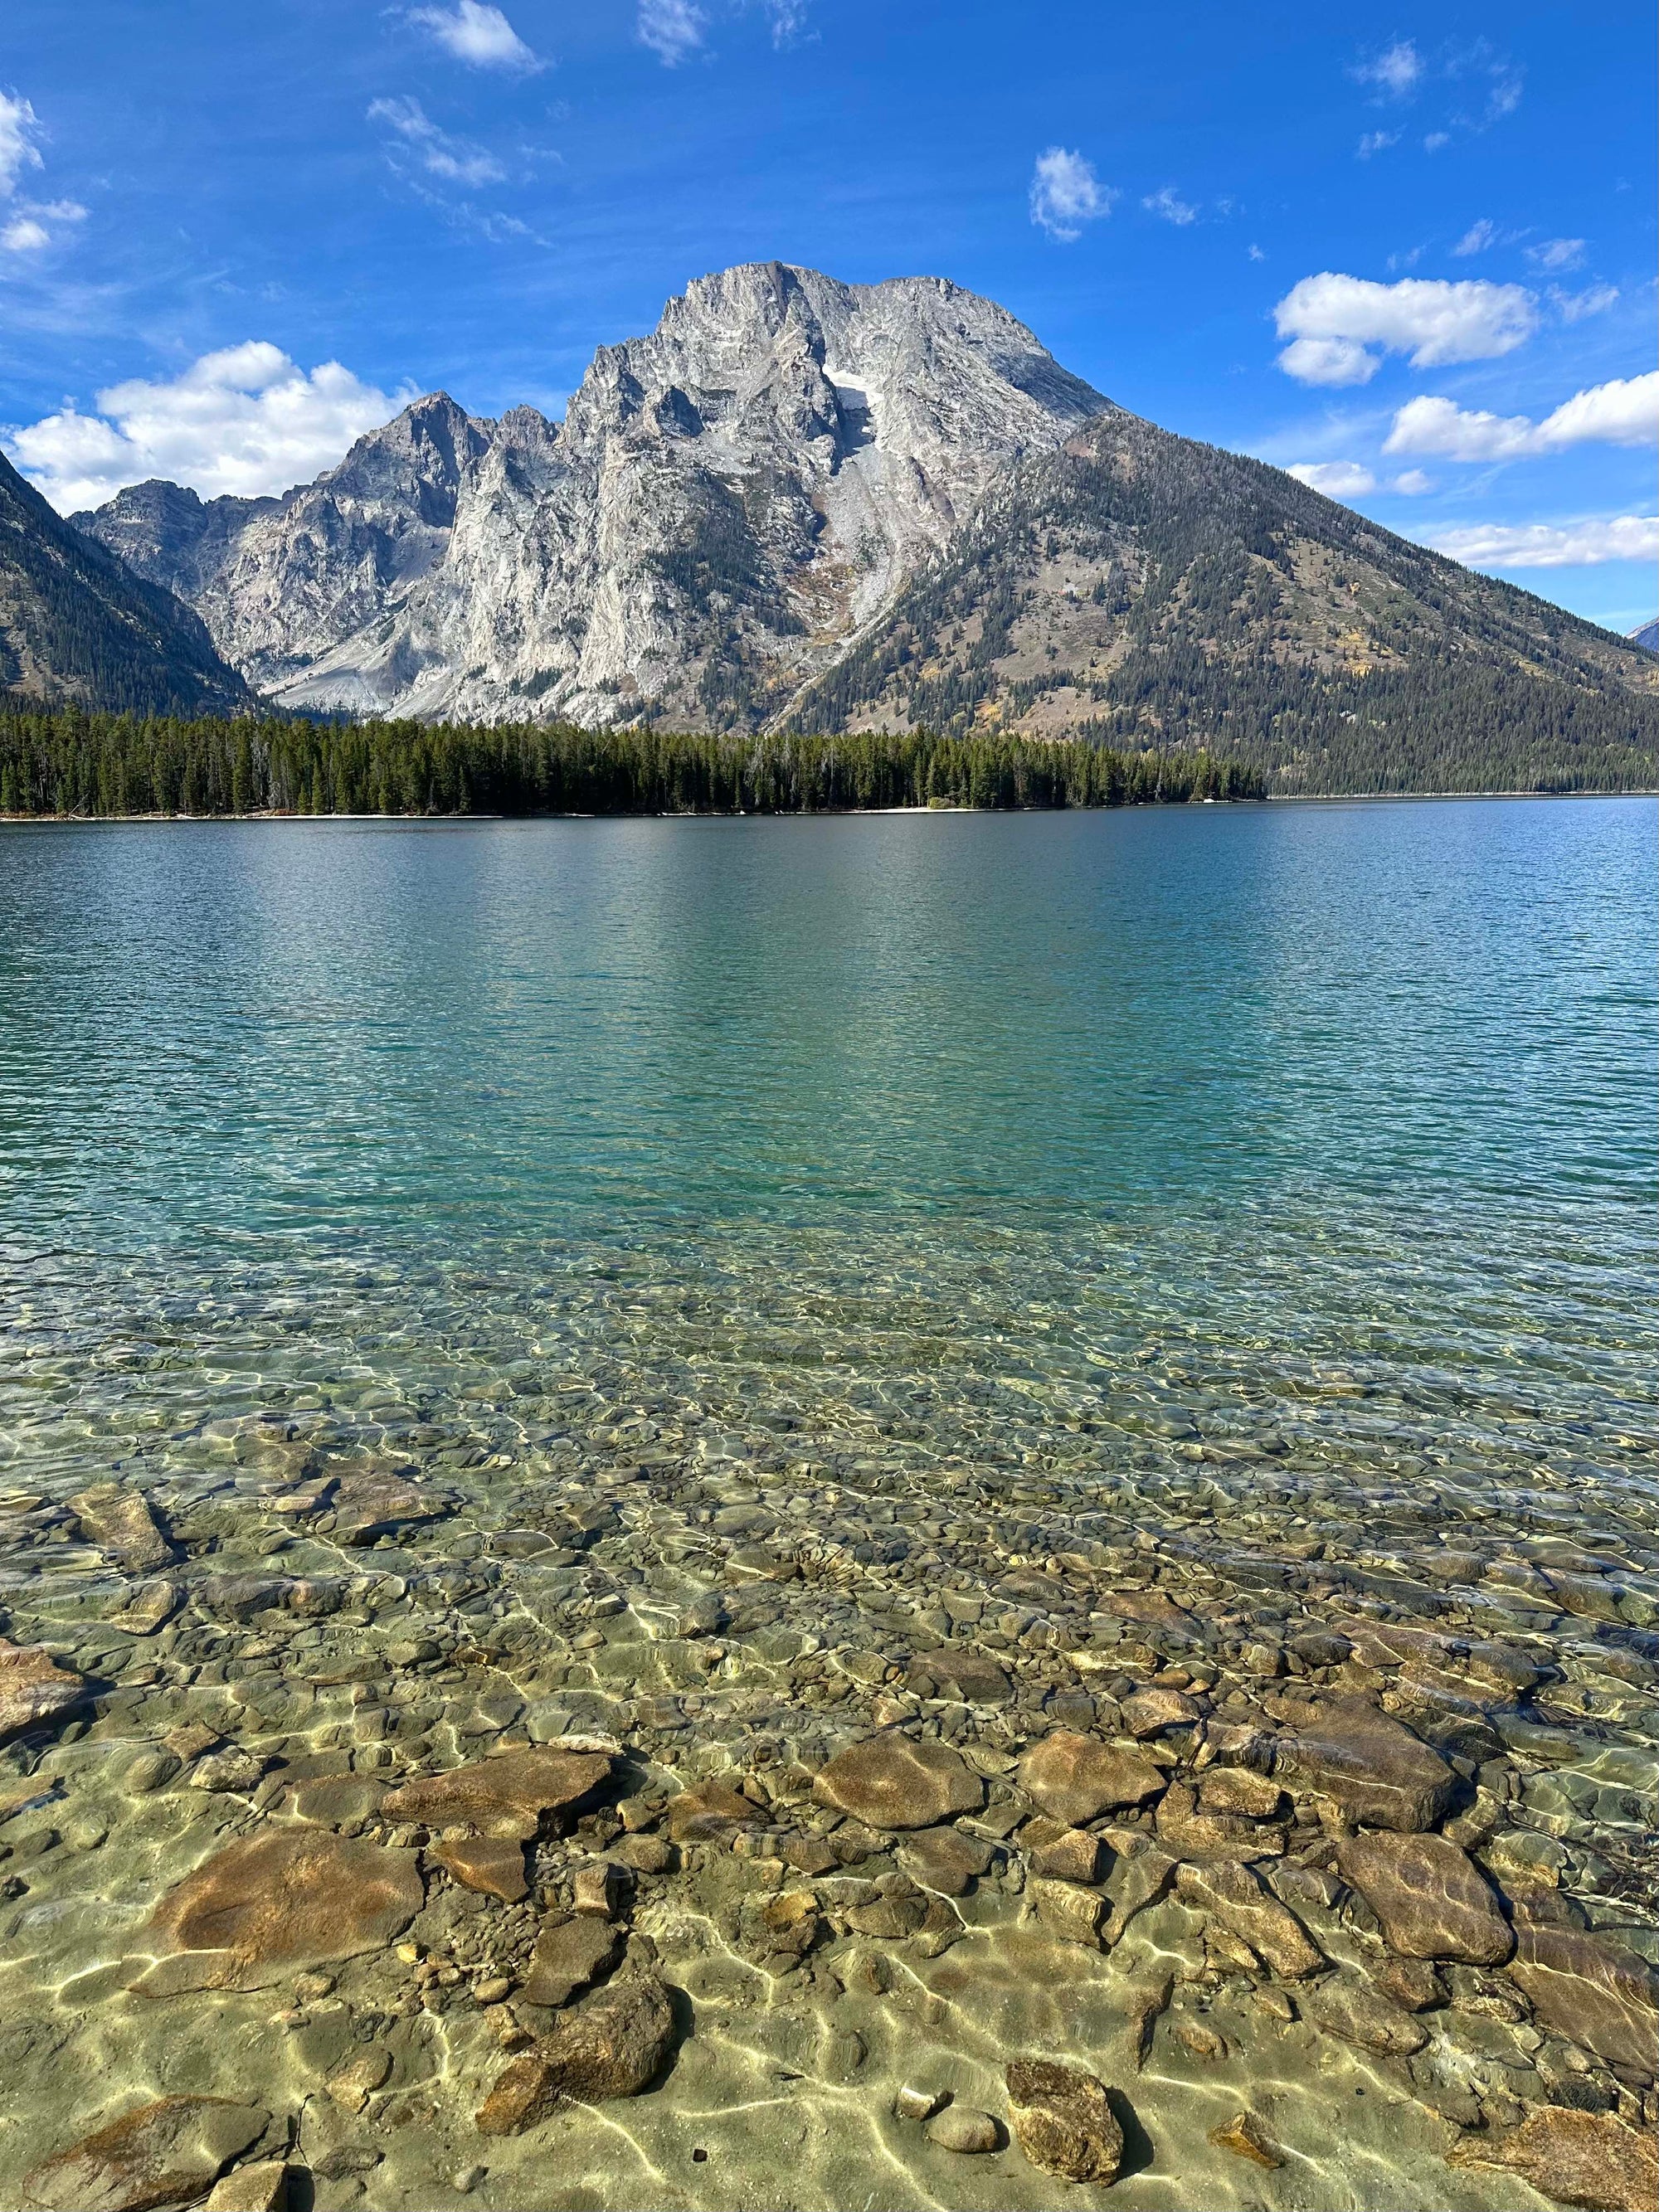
[
  {"xmin": 2, "ymin": 800, "xmax": 1653, "ymax": 1488},
  {"xmin": 2, "ymin": 797, "xmax": 1657, "ymax": 2212}
]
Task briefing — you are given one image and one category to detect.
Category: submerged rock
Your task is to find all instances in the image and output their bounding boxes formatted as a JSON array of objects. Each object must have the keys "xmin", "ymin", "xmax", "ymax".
[
  {"xmin": 22, "ymin": 2096, "xmax": 266, "ymax": 2212},
  {"xmin": 523, "ymin": 1915, "xmax": 623, "ymax": 2008},
  {"xmin": 664, "ymin": 1779, "xmax": 762, "ymax": 1842},
  {"xmin": 1019, "ymin": 1732, "xmax": 1165, "ymax": 1825},
  {"xmin": 1306, "ymin": 1973, "xmax": 1428, "ymax": 2057},
  {"xmin": 382, "ymin": 1745, "xmax": 613, "ymax": 1840},
  {"xmin": 1209, "ymin": 2112, "xmax": 1282, "ymax": 2168},
  {"xmin": 476, "ymin": 1972, "xmax": 679, "ymax": 2127},
  {"xmin": 0, "ymin": 1640, "xmax": 86, "ymax": 1743},
  {"xmin": 432, "ymin": 1835, "xmax": 528, "ymax": 1903},
  {"xmin": 138, "ymin": 1826, "xmax": 423, "ymax": 1992},
  {"xmin": 1267, "ymin": 1697, "xmax": 1455, "ymax": 1831},
  {"xmin": 1175, "ymin": 1859, "xmax": 1323, "ymax": 1978},
  {"xmin": 68, "ymin": 1482, "xmax": 172, "ymax": 1572},
  {"xmin": 927, "ymin": 2106, "xmax": 1000, "ymax": 2153},
  {"xmin": 1508, "ymin": 1922, "xmax": 1659, "ymax": 2079},
  {"xmin": 813, "ymin": 1733, "xmax": 983, "ymax": 1830},
  {"xmin": 1005, "ymin": 2058, "xmax": 1124, "ymax": 2185},
  {"xmin": 1447, "ymin": 2107, "xmax": 1658, "ymax": 2212},
  {"xmin": 1337, "ymin": 1830, "xmax": 1511, "ymax": 1964}
]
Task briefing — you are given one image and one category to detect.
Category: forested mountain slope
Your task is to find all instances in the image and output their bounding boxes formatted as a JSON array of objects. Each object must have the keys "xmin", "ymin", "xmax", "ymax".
[
  {"xmin": 1, "ymin": 452, "xmax": 248, "ymax": 717},
  {"xmin": 788, "ymin": 410, "xmax": 1659, "ymax": 794}
]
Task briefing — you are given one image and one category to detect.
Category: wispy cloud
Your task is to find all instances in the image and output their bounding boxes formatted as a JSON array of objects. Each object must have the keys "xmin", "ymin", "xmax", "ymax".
[
  {"xmin": 0, "ymin": 90, "xmax": 86, "ymax": 258},
  {"xmin": 4, "ymin": 341, "xmax": 408, "ymax": 513},
  {"xmin": 1029, "ymin": 148, "xmax": 1113, "ymax": 241},
  {"xmin": 638, "ymin": 0, "xmax": 706, "ymax": 65},
  {"xmin": 1451, "ymin": 218, "xmax": 1496, "ymax": 257},
  {"xmin": 407, "ymin": 2, "xmax": 543, "ymax": 71},
  {"xmin": 1384, "ymin": 372, "xmax": 1659, "ymax": 460},
  {"xmin": 1525, "ymin": 237, "xmax": 1584, "ymax": 272},
  {"xmin": 0, "ymin": 90, "xmax": 45, "ymax": 197},
  {"xmin": 368, "ymin": 95, "xmax": 506, "ymax": 187},
  {"xmin": 1142, "ymin": 186, "xmax": 1197, "ymax": 226},
  {"xmin": 1430, "ymin": 514, "xmax": 1658, "ymax": 569},
  {"xmin": 1356, "ymin": 130, "xmax": 1399, "ymax": 158},
  {"xmin": 1550, "ymin": 284, "xmax": 1618, "ymax": 324},
  {"xmin": 1352, "ymin": 41, "xmax": 1422, "ymax": 98},
  {"xmin": 1274, "ymin": 273, "xmax": 1538, "ymax": 386}
]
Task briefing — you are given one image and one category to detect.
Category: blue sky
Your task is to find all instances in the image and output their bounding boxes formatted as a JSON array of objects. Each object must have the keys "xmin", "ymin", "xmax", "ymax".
[{"xmin": 2, "ymin": 0, "xmax": 1654, "ymax": 628}]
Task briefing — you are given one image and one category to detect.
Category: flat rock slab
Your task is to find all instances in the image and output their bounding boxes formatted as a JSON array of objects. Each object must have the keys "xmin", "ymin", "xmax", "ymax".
[
  {"xmin": 523, "ymin": 1914, "xmax": 622, "ymax": 2007},
  {"xmin": 814, "ymin": 1733, "xmax": 983, "ymax": 1830},
  {"xmin": 1448, "ymin": 2107, "xmax": 1658, "ymax": 2212},
  {"xmin": 330, "ymin": 1471, "xmax": 449, "ymax": 1545},
  {"xmin": 476, "ymin": 1973, "xmax": 678, "ymax": 2129},
  {"xmin": 898, "ymin": 1825, "xmax": 995, "ymax": 1895},
  {"xmin": 1266, "ymin": 1696, "xmax": 1455, "ymax": 1830},
  {"xmin": 0, "ymin": 1640, "xmax": 87, "ymax": 1743},
  {"xmin": 1174, "ymin": 1859, "xmax": 1323, "ymax": 1978},
  {"xmin": 382, "ymin": 1747, "xmax": 614, "ymax": 1840},
  {"xmin": 665, "ymin": 1779, "xmax": 763, "ymax": 1843},
  {"xmin": 204, "ymin": 2162, "xmax": 290, "ymax": 2212},
  {"xmin": 137, "ymin": 1827, "xmax": 423, "ymax": 1993},
  {"xmin": 1338, "ymin": 1830, "xmax": 1511, "ymax": 1964},
  {"xmin": 1305, "ymin": 1972, "xmax": 1428, "ymax": 2057},
  {"xmin": 1019, "ymin": 1732, "xmax": 1165, "ymax": 1826},
  {"xmin": 22, "ymin": 2096, "xmax": 267, "ymax": 2212},
  {"xmin": 1508, "ymin": 1922, "xmax": 1659, "ymax": 2078},
  {"xmin": 68, "ymin": 1483, "xmax": 172, "ymax": 1573},
  {"xmin": 433, "ymin": 1834, "xmax": 528, "ymax": 1903},
  {"xmin": 1005, "ymin": 2059, "xmax": 1123, "ymax": 2185}
]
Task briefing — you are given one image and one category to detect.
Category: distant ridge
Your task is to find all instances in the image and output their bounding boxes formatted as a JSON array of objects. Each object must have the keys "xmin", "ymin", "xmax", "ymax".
[
  {"xmin": 1, "ymin": 450, "xmax": 248, "ymax": 716},
  {"xmin": 1627, "ymin": 618, "xmax": 1659, "ymax": 654}
]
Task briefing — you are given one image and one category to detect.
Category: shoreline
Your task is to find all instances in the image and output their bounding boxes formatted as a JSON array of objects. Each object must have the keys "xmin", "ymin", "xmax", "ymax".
[{"xmin": 2, "ymin": 787, "xmax": 1655, "ymax": 825}]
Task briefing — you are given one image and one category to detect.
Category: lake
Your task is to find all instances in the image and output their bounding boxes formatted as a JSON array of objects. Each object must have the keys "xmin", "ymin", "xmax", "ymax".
[{"xmin": 1, "ymin": 797, "xmax": 1655, "ymax": 2212}]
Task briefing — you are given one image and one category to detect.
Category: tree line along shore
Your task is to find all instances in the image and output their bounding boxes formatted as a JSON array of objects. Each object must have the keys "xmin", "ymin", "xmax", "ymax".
[{"xmin": 0, "ymin": 711, "xmax": 1261, "ymax": 819}]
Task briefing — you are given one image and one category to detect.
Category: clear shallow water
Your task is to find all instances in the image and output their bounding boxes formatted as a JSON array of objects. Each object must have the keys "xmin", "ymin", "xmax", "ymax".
[{"xmin": 0, "ymin": 798, "xmax": 1656, "ymax": 2212}]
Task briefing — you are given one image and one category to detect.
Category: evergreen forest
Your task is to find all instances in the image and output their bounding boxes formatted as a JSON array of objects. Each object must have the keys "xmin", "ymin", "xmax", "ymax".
[{"xmin": 0, "ymin": 710, "xmax": 1261, "ymax": 819}]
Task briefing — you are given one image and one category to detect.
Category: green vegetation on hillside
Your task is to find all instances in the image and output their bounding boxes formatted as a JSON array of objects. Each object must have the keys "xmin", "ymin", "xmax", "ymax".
[
  {"xmin": 0, "ymin": 709, "xmax": 1260, "ymax": 818},
  {"xmin": 0, "ymin": 452, "xmax": 249, "ymax": 718},
  {"xmin": 791, "ymin": 412, "xmax": 1659, "ymax": 795}
]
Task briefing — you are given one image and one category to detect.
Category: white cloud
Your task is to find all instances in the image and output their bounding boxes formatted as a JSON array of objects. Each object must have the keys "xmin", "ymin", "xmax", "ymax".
[
  {"xmin": 1288, "ymin": 460, "xmax": 1377, "ymax": 498},
  {"xmin": 1356, "ymin": 130, "xmax": 1399, "ymax": 158},
  {"xmin": 1143, "ymin": 186, "xmax": 1196, "ymax": 226},
  {"xmin": 4, "ymin": 341, "xmax": 406, "ymax": 513},
  {"xmin": 1423, "ymin": 131, "xmax": 1450, "ymax": 152},
  {"xmin": 1354, "ymin": 41, "xmax": 1422, "ymax": 96},
  {"xmin": 1274, "ymin": 272, "xmax": 1538, "ymax": 385},
  {"xmin": 367, "ymin": 95, "xmax": 505, "ymax": 186},
  {"xmin": 0, "ymin": 90, "xmax": 45, "ymax": 197},
  {"xmin": 1, "ymin": 197, "xmax": 87, "ymax": 255},
  {"xmin": 1525, "ymin": 236, "xmax": 1584, "ymax": 272},
  {"xmin": 638, "ymin": 0, "xmax": 705, "ymax": 63},
  {"xmin": 1384, "ymin": 372, "xmax": 1659, "ymax": 460},
  {"xmin": 1392, "ymin": 469, "xmax": 1433, "ymax": 494},
  {"xmin": 1550, "ymin": 283, "xmax": 1618, "ymax": 323},
  {"xmin": 1430, "ymin": 515, "xmax": 1659, "ymax": 569},
  {"xmin": 1452, "ymin": 218, "xmax": 1496, "ymax": 256},
  {"xmin": 408, "ymin": 2, "xmax": 542, "ymax": 70},
  {"xmin": 1247, "ymin": 243, "xmax": 1266, "ymax": 262},
  {"xmin": 1029, "ymin": 148, "xmax": 1112, "ymax": 241}
]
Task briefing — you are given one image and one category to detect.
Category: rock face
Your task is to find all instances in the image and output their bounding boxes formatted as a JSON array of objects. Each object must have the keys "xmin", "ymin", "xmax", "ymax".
[
  {"xmin": 1337, "ymin": 1830, "xmax": 1511, "ymax": 1964},
  {"xmin": 1005, "ymin": 2059, "xmax": 1123, "ymax": 2185},
  {"xmin": 1447, "ymin": 2107, "xmax": 1659, "ymax": 2212},
  {"xmin": 0, "ymin": 1639, "xmax": 86, "ymax": 1743},
  {"xmin": 22, "ymin": 2096, "xmax": 267, "ymax": 2212},
  {"xmin": 75, "ymin": 266, "xmax": 1103, "ymax": 729},
  {"xmin": 1019, "ymin": 1732, "xmax": 1165, "ymax": 1825},
  {"xmin": 138, "ymin": 1826, "xmax": 422, "ymax": 1991},
  {"xmin": 813, "ymin": 1733, "xmax": 984, "ymax": 1829}
]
